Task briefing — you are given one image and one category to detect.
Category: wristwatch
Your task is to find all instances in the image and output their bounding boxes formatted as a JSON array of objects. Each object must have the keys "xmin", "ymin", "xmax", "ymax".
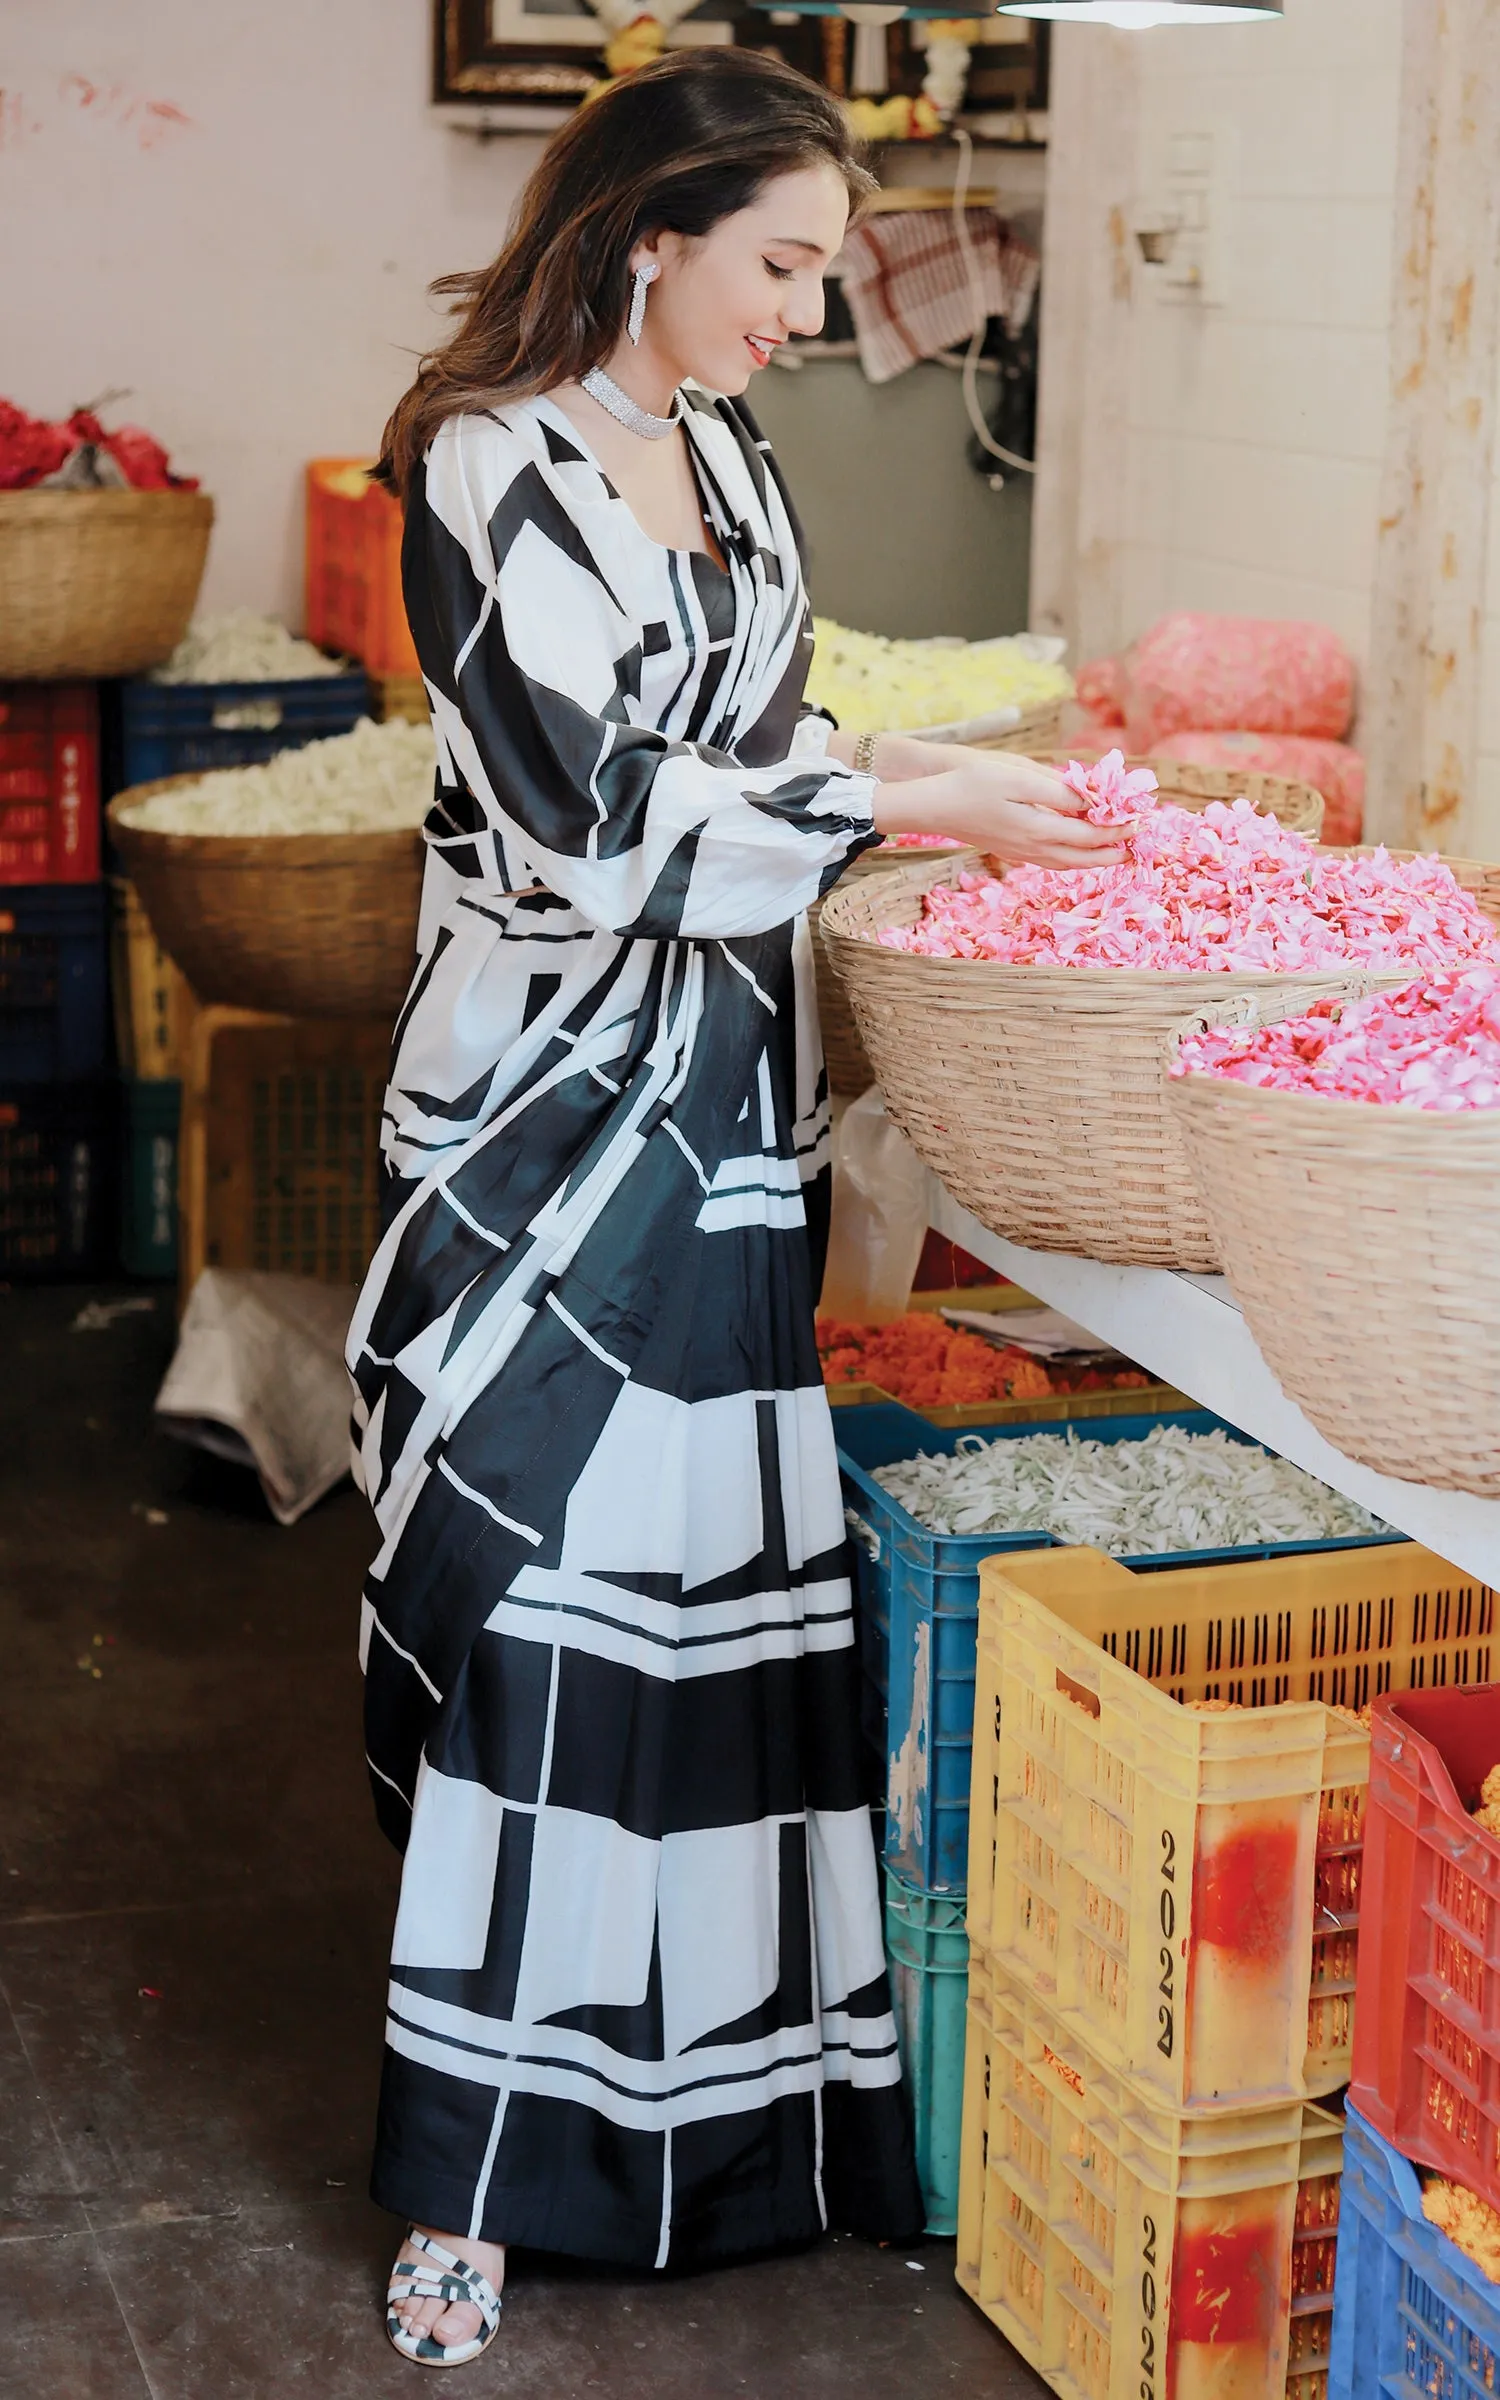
[{"xmin": 853, "ymin": 731, "xmax": 879, "ymax": 776}]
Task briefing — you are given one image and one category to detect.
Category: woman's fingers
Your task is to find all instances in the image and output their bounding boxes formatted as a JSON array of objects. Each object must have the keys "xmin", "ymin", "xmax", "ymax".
[
  {"xmin": 986, "ymin": 755, "xmax": 1082, "ymax": 813},
  {"xmin": 1032, "ymin": 809, "xmax": 1128, "ymax": 851}
]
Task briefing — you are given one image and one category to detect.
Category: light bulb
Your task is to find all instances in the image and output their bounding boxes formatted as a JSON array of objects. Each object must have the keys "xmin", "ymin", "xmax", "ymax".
[{"xmin": 998, "ymin": 0, "xmax": 1279, "ymax": 20}]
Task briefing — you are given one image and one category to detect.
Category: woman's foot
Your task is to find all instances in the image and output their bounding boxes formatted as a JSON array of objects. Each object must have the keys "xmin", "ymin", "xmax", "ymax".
[{"xmin": 389, "ymin": 2226, "xmax": 506, "ymax": 2351}]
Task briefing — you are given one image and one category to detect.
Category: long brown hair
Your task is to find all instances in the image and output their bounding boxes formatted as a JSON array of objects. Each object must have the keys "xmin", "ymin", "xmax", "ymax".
[{"xmin": 377, "ymin": 48, "xmax": 871, "ymax": 499}]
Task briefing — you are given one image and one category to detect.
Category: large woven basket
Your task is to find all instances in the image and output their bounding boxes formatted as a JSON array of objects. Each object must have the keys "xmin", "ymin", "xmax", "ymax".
[
  {"xmin": 820, "ymin": 854, "xmax": 1411, "ymax": 1270},
  {"xmin": 0, "ymin": 490, "xmax": 214, "ymax": 677},
  {"xmin": 1040, "ymin": 755, "xmax": 1327, "ymax": 839},
  {"xmin": 1168, "ymin": 981, "xmax": 1500, "ymax": 1493},
  {"xmin": 812, "ymin": 843, "xmax": 977, "ymax": 1095},
  {"xmin": 811, "ymin": 760, "xmax": 1325, "ymax": 1102},
  {"xmin": 108, "ymin": 778, "xmax": 422, "ymax": 1019},
  {"xmin": 971, "ymin": 697, "xmax": 1067, "ymax": 754}
]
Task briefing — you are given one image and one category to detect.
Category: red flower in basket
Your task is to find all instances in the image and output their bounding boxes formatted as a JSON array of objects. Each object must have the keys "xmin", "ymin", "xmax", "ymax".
[
  {"xmin": 0, "ymin": 401, "xmax": 72, "ymax": 491},
  {"xmin": 102, "ymin": 424, "xmax": 200, "ymax": 492}
]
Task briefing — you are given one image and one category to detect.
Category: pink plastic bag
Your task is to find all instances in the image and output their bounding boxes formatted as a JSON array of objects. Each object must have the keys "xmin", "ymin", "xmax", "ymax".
[
  {"xmin": 1074, "ymin": 655, "xmax": 1126, "ymax": 728},
  {"xmin": 1152, "ymin": 731, "xmax": 1365, "ymax": 845},
  {"xmin": 1123, "ymin": 614, "xmax": 1355, "ymax": 749}
]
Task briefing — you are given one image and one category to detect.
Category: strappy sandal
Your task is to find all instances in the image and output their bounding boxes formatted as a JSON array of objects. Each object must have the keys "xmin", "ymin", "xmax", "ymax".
[{"xmin": 386, "ymin": 2228, "xmax": 503, "ymax": 2369}]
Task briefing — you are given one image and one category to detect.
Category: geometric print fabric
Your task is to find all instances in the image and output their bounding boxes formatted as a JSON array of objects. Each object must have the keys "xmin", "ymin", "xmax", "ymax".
[{"xmin": 347, "ymin": 387, "xmax": 922, "ymax": 2266}]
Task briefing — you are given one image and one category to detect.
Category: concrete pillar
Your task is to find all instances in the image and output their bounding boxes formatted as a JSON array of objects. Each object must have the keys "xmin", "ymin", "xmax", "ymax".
[{"xmin": 1364, "ymin": 0, "xmax": 1500, "ymax": 848}]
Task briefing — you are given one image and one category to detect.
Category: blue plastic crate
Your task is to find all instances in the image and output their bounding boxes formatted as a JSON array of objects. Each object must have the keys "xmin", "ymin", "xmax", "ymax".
[
  {"xmin": 1331, "ymin": 2103, "xmax": 1500, "ymax": 2400},
  {"xmin": 0, "ymin": 1082, "xmax": 116, "ymax": 1279},
  {"xmin": 116, "ymin": 670, "xmax": 368, "ymax": 789},
  {"xmin": 839, "ymin": 1400, "xmax": 1409, "ymax": 1896},
  {"xmin": 883, "ymin": 1867, "xmax": 967, "ymax": 2237},
  {"xmin": 0, "ymin": 885, "xmax": 109, "ymax": 1082}
]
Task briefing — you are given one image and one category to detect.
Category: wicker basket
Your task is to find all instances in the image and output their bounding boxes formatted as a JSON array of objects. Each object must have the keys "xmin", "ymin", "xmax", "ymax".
[
  {"xmin": 108, "ymin": 779, "xmax": 422, "ymax": 1020},
  {"xmin": 970, "ymin": 696, "xmax": 1067, "ymax": 755},
  {"xmin": 820, "ymin": 855, "xmax": 1410, "ymax": 1271},
  {"xmin": 1041, "ymin": 755, "xmax": 1327, "ymax": 839},
  {"xmin": 0, "ymin": 490, "xmax": 213, "ymax": 678},
  {"xmin": 1168, "ymin": 981, "xmax": 1500, "ymax": 1493},
  {"xmin": 810, "ymin": 763, "xmax": 1324, "ymax": 1103},
  {"xmin": 812, "ymin": 843, "xmax": 978, "ymax": 1095}
]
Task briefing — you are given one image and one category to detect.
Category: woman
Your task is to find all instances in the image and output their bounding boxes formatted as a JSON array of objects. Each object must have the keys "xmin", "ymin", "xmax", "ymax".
[{"xmin": 350, "ymin": 45, "xmax": 1121, "ymax": 2370}]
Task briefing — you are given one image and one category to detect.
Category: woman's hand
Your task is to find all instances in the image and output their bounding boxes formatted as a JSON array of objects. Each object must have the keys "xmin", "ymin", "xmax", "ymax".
[{"xmin": 870, "ymin": 746, "xmax": 1126, "ymax": 872}]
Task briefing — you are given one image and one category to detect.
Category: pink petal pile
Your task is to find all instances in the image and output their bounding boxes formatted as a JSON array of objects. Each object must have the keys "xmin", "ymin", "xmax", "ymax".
[
  {"xmin": 882, "ymin": 832, "xmax": 968, "ymax": 849},
  {"xmin": 1174, "ymin": 965, "xmax": 1500, "ymax": 1112},
  {"xmin": 879, "ymin": 752, "xmax": 1499, "ymax": 975},
  {"xmin": 1061, "ymin": 749, "xmax": 1159, "ymax": 826}
]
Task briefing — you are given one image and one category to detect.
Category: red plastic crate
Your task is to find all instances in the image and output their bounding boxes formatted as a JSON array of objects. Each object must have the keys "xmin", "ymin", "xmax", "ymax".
[
  {"xmin": 0, "ymin": 684, "xmax": 100, "ymax": 883},
  {"xmin": 1350, "ymin": 1683, "xmax": 1500, "ymax": 2211},
  {"xmin": 303, "ymin": 459, "xmax": 418, "ymax": 677}
]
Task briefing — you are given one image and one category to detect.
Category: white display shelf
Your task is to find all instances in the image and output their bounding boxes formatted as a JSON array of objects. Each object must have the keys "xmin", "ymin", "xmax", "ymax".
[{"xmin": 928, "ymin": 1186, "xmax": 1500, "ymax": 1585}]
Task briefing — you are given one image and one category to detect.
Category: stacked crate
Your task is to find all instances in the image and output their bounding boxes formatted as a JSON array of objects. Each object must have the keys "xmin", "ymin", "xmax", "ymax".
[
  {"xmin": 303, "ymin": 459, "xmax": 427, "ymax": 726},
  {"xmin": 1330, "ymin": 1685, "xmax": 1500, "ymax": 2398},
  {"xmin": 955, "ymin": 1540, "xmax": 1497, "ymax": 2396},
  {"xmin": 0, "ymin": 683, "xmax": 114, "ymax": 1277},
  {"xmin": 106, "ymin": 656, "xmax": 369, "ymax": 1280},
  {"xmin": 111, "ymin": 906, "xmax": 390, "ymax": 1301},
  {"xmin": 836, "ymin": 1393, "xmax": 1410, "ymax": 2244}
]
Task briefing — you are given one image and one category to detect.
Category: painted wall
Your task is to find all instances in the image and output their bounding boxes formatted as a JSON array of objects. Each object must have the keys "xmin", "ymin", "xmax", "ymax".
[
  {"xmin": 1116, "ymin": 0, "xmax": 1403, "ymax": 670},
  {"xmin": 0, "ymin": 1, "xmax": 542, "ymax": 622},
  {"xmin": 751, "ymin": 359, "xmax": 1033, "ymax": 639},
  {"xmin": 1035, "ymin": 1, "xmax": 1405, "ymax": 704}
]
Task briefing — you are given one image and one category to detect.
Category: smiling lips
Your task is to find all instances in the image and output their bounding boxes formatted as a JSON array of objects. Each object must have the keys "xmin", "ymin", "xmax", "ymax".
[{"xmin": 744, "ymin": 335, "xmax": 779, "ymax": 367}]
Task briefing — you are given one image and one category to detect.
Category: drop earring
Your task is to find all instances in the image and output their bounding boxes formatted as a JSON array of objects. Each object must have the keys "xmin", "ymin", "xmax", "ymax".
[{"xmin": 627, "ymin": 261, "xmax": 659, "ymax": 346}]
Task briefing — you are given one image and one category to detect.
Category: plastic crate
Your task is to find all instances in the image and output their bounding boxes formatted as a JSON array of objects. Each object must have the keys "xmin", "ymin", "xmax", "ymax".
[
  {"xmin": 369, "ymin": 672, "xmax": 428, "ymax": 725},
  {"xmin": 1349, "ymin": 1684, "xmax": 1500, "ymax": 2213},
  {"xmin": 0, "ymin": 885, "xmax": 109, "ymax": 1082},
  {"xmin": 120, "ymin": 1079, "xmax": 180, "ymax": 1279},
  {"xmin": 109, "ymin": 878, "xmax": 193, "ymax": 1081},
  {"xmin": 1330, "ymin": 2102, "xmax": 1500, "ymax": 2400},
  {"xmin": 969, "ymin": 1543, "xmax": 1492, "ymax": 2117},
  {"xmin": 304, "ymin": 459, "xmax": 418, "ymax": 677},
  {"xmin": 826, "ymin": 1283, "xmax": 1194, "ymax": 1428},
  {"xmin": 838, "ymin": 1401, "xmax": 1405, "ymax": 1897},
  {"xmin": 0, "ymin": 684, "xmax": 100, "ymax": 883},
  {"xmin": 117, "ymin": 669, "xmax": 369, "ymax": 787},
  {"xmin": 955, "ymin": 1947, "xmax": 1343, "ymax": 2400},
  {"xmin": 0, "ymin": 1084, "xmax": 116, "ymax": 1279},
  {"xmin": 827, "ymin": 1376, "xmax": 1197, "ymax": 1430},
  {"xmin": 884, "ymin": 1868, "xmax": 968, "ymax": 2236},
  {"xmin": 178, "ymin": 1006, "xmax": 389, "ymax": 1296}
]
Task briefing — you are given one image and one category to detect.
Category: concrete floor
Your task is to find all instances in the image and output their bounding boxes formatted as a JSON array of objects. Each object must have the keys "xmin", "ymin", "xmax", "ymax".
[{"xmin": 0, "ymin": 1283, "xmax": 1047, "ymax": 2400}]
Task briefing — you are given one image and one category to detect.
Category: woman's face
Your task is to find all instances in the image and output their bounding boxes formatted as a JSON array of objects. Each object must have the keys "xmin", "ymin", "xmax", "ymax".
[{"xmin": 632, "ymin": 162, "xmax": 851, "ymax": 396}]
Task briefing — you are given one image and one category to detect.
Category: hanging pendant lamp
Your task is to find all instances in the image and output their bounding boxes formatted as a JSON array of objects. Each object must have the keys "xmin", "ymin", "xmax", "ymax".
[{"xmin": 996, "ymin": 0, "xmax": 1280, "ymax": 21}]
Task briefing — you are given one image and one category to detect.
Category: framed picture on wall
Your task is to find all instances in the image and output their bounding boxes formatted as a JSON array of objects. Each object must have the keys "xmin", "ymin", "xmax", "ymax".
[{"xmin": 432, "ymin": 0, "xmax": 1047, "ymax": 131}]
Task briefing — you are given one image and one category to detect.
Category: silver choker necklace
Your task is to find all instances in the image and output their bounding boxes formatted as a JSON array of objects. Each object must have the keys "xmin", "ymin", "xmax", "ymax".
[{"xmin": 581, "ymin": 365, "xmax": 680, "ymax": 442}]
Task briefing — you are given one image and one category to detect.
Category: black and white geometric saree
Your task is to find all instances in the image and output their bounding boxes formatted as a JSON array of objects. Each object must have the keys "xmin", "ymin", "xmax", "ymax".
[{"xmin": 345, "ymin": 388, "xmax": 923, "ymax": 2267}]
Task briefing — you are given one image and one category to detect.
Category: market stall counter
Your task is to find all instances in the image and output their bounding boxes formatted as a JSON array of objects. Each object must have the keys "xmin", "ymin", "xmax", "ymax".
[{"xmin": 927, "ymin": 1183, "xmax": 1500, "ymax": 1586}]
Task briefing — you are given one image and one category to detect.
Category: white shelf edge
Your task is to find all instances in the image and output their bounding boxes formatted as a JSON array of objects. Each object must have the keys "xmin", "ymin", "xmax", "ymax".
[{"xmin": 927, "ymin": 1186, "xmax": 1500, "ymax": 1586}]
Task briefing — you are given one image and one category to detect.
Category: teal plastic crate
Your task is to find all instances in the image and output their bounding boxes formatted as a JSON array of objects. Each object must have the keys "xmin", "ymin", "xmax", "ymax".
[
  {"xmin": 883, "ymin": 1866, "xmax": 967, "ymax": 2236},
  {"xmin": 1331, "ymin": 2101, "xmax": 1500, "ymax": 2400},
  {"xmin": 120, "ymin": 1078, "xmax": 179, "ymax": 1279}
]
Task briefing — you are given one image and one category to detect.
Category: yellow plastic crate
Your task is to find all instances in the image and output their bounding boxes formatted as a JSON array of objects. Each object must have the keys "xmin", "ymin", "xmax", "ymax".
[
  {"xmin": 177, "ymin": 1005, "xmax": 390, "ymax": 1301},
  {"xmin": 966, "ymin": 1544, "xmax": 1491, "ymax": 2114},
  {"xmin": 109, "ymin": 876, "xmax": 193, "ymax": 1079},
  {"xmin": 956, "ymin": 1950, "xmax": 1343, "ymax": 2400}
]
